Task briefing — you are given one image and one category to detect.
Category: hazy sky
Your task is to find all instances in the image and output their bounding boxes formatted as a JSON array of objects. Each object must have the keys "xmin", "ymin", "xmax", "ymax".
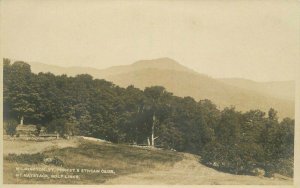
[{"xmin": 1, "ymin": 0, "xmax": 299, "ymax": 81}]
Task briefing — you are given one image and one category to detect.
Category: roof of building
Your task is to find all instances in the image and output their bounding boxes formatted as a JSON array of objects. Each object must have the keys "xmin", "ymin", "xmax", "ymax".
[{"xmin": 16, "ymin": 124, "xmax": 37, "ymax": 131}]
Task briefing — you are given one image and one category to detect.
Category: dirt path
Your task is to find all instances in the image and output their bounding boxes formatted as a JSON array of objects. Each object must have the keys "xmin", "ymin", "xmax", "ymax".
[{"xmin": 105, "ymin": 153, "xmax": 292, "ymax": 185}]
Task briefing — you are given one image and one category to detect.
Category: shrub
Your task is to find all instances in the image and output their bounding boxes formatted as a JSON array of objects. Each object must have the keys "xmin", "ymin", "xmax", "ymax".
[
  {"xmin": 201, "ymin": 141, "xmax": 265, "ymax": 175},
  {"xmin": 4, "ymin": 119, "xmax": 18, "ymax": 136},
  {"xmin": 273, "ymin": 158, "xmax": 294, "ymax": 177}
]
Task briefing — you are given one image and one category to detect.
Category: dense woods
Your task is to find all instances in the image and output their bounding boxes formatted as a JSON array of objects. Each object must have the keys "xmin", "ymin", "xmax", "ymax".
[{"xmin": 3, "ymin": 59, "xmax": 294, "ymax": 177}]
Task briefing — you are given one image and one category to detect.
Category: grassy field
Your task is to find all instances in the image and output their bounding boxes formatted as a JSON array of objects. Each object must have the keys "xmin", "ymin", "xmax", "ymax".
[
  {"xmin": 3, "ymin": 137, "xmax": 293, "ymax": 185},
  {"xmin": 3, "ymin": 138, "xmax": 183, "ymax": 184}
]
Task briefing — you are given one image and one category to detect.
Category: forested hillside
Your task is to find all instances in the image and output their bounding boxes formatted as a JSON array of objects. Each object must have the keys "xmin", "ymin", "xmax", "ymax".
[{"xmin": 3, "ymin": 59, "xmax": 294, "ymax": 177}]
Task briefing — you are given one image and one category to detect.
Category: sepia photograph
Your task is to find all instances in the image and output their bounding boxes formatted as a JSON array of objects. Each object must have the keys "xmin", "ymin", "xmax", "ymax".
[{"xmin": 1, "ymin": 0, "xmax": 299, "ymax": 186}]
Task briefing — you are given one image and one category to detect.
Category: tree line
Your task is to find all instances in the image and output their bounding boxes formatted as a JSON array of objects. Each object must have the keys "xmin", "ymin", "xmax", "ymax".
[{"xmin": 3, "ymin": 59, "xmax": 294, "ymax": 177}]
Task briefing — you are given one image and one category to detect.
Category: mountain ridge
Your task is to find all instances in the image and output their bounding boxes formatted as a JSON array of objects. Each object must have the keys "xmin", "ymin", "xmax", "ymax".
[
  {"xmin": 219, "ymin": 78, "xmax": 295, "ymax": 101},
  {"xmin": 26, "ymin": 58, "xmax": 295, "ymax": 118}
]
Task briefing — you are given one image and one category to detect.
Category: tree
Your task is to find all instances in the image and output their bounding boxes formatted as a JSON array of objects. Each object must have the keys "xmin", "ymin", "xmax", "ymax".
[
  {"xmin": 277, "ymin": 118, "xmax": 294, "ymax": 158},
  {"xmin": 260, "ymin": 108, "xmax": 279, "ymax": 176},
  {"xmin": 157, "ymin": 119, "xmax": 184, "ymax": 150},
  {"xmin": 215, "ymin": 107, "xmax": 241, "ymax": 145},
  {"xmin": 46, "ymin": 119, "xmax": 67, "ymax": 137},
  {"xmin": 4, "ymin": 61, "xmax": 36, "ymax": 125},
  {"xmin": 271, "ymin": 117, "xmax": 294, "ymax": 177},
  {"xmin": 143, "ymin": 86, "xmax": 173, "ymax": 147}
]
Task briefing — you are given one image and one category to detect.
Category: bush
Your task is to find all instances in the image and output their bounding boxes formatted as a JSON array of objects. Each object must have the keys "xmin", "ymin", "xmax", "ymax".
[
  {"xmin": 273, "ymin": 158, "xmax": 294, "ymax": 177},
  {"xmin": 4, "ymin": 119, "xmax": 18, "ymax": 136},
  {"xmin": 201, "ymin": 141, "xmax": 265, "ymax": 175},
  {"xmin": 35, "ymin": 124, "xmax": 42, "ymax": 136}
]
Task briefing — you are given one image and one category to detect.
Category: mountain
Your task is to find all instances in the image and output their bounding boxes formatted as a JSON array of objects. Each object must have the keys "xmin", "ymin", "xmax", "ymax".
[
  {"xmin": 101, "ymin": 57, "xmax": 195, "ymax": 76},
  {"xmin": 27, "ymin": 58, "xmax": 295, "ymax": 118},
  {"xmin": 104, "ymin": 68, "xmax": 294, "ymax": 118},
  {"xmin": 28, "ymin": 62, "xmax": 102, "ymax": 78},
  {"xmin": 219, "ymin": 78, "xmax": 295, "ymax": 101},
  {"xmin": 29, "ymin": 58, "xmax": 194, "ymax": 78}
]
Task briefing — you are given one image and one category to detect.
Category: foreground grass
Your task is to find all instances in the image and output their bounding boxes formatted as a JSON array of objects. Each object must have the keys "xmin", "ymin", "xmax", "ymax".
[{"xmin": 3, "ymin": 139, "xmax": 183, "ymax": 184}]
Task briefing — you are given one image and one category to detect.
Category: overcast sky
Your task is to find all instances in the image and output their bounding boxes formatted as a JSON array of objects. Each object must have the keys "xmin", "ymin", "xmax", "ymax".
[{"xmin": 1, "ymin": 0, "xmax": 299, "ymax": 82}]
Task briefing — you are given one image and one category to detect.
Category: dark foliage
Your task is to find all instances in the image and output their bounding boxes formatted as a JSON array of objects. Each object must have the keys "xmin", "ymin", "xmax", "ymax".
[{"xmin": 4, "ymin": 119, "xmax": 18, "ymax": 136}]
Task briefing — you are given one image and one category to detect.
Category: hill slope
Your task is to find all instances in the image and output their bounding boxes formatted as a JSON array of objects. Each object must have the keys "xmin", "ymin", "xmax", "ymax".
[
  {"xmin": 219, "ymin": 78, "xmax": 295, "ymax": 102},
  {"xmin": 3, "ymin": 138, "xmax": 292, "ymax": 185},
  {"xmin": 106, "ymin": 152, "xmax": 292, "ymax": 185},
  {"xmin": 28, "ymin": 58, "xmax": 295, "ymax": 118}
]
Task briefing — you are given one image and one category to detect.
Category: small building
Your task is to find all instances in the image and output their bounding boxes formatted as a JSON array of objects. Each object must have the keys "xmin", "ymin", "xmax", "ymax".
[
  {"xmin": 16, "ymin": 124, "xmax": 37, "ymax": 137},
  {"xmin": 15, "ymin": 124, "xmax": 60, "ymax": 140}
]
